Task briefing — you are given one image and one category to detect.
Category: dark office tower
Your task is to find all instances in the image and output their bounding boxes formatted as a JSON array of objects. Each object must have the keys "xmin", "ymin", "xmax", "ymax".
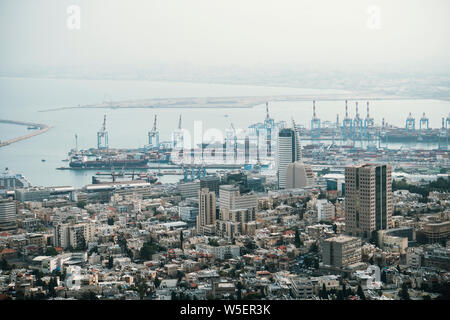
[
  {"xmin": 277, "ymin": 128, "xmax": 301, "ymax": 189},
  {"xmin": 200, "ymin": 175, "xmax": 220, "ymax": 195},
  {"xmin": 345, "ymin": 163, "xmax": 393, "ymax": 239}
]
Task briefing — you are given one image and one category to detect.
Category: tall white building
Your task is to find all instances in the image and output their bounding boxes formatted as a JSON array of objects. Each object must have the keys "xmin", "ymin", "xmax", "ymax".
[{"xmin": 277, "ymin": 128, "xmax": 301, "ymax": 189}]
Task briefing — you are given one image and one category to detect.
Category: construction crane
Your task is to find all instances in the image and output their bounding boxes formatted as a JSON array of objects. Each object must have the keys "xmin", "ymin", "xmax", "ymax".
[
  {"xmin": 148, "ymin": 115, "xmax": 160, "ymax": 149},
  {"xmin": 97, "ymin": 114, "xmax": 109, "ymax": 150}
]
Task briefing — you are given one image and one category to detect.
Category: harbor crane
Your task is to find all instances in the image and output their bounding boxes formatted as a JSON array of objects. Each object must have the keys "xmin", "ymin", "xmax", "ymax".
[
  {"xmin": 310, "ymin": 100, "xmax": 321, "ymax": 138},
  {"xmin": 97, "ymin": 114, "xmax": 109, "ymax": 150},
  {"xmin": 231, "ymin": 123, "xmax": 238, "ymax": 162},
  {"xmin": 364, "ymin": 101, "xmax": 374, "ymax": 128},
  {"xmin": 148, "ymin": 115, "xmax": 160, "ymax": 149},
  {"xmin": 342, "ymin": 100, "xmax": 353, "ymax": 142},
  {"xmin": 419, "ymin": 113, "xmax": 429, "ymax": 130},
  {"xmin": 353, "ymin": 102, "xmax": 363, "ymax": 146},
  {"xmin": 172, "ymin": 114, "xmax": 184, "ymax": 150},
  {"xmin": 405, "ymin": 112, "xmax": 415, "ymax": 131}
]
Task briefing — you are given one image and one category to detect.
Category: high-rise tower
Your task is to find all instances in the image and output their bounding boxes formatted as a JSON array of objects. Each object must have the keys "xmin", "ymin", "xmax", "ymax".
[
  {"xmin": 345, "ymin": 163, "xmax": 393, "ymax": 239},
  {"xmin": 277, "ymin": 128, "xmax": 301, "ymax": 189},
  {"xmin": 196, "ymin": 188, "xmax": 216, "ymax": 235}
]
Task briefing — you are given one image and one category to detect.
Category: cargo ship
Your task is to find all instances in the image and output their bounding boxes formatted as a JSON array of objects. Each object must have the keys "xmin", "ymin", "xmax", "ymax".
[
  {"xmin": 92, "ymin": 172, "xmax": 158, "ymax": 184},
  {"xmin": 69, "ymin": 153, "xmax": 149, "ymax": 168}
]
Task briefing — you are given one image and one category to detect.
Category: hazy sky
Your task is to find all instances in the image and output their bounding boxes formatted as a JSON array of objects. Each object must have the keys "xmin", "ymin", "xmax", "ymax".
[{"xmin": 1, "ymin": 0, "xmax": 449, "ymax": 73}]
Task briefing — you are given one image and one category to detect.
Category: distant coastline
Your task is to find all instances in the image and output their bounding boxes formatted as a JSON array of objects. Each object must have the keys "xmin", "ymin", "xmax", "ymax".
[{"xmin": 37, "ymin": 94, "xmax": 412, "ymax": 113}]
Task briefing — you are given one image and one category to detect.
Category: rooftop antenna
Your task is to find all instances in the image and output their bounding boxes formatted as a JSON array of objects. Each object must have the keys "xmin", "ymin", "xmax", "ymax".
[
  {"xmin": 75, "ymin": 134, "xmax": 78, "ymax": 152},
  {"xmin": 266, "ymin": 102, "xmax": 269, "ymax": 120},
  {"xmin": 178, "ymin": 114, "xmax": 182, "ymax": 130},
  {"xmin": 345, "ymin": 100, "xmax": 349, "ymax": 118}
]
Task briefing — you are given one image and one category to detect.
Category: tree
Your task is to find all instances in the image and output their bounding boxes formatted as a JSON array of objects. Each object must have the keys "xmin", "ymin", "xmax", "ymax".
[
  {"xmin": 154, "ymin": 277, "xmax": 161, "ymax": 288},
  {"xmin": 140, "ymin": 241, "xmax": 158, "ymax": 260},
  {"xmin": 136, "ymin": 277, "xmax": 148, "ymax": 300},
  {"xmin": 77, "ymin": 236, "xmax": 87, "ymax": 251},
  {"xmin": 48, "ymin": 277, "xmax": 57, "ymax": 298},
  {"xmin": 176, "ymin": 270, "xmax": 185, "ymax": 281},
  {"xmin": 381, "ymin": 270, "xmax": 387, "ymax": 283},
  {"xmin": 294, "ymin": 228, "xmax": 302, "ymax": 248},
  {"xmin": 236, "ymin": 282, "xmax": 243, "ymax": 300},
  {"xmin": 245, "ymin": 240, "xmax": 256, "ymax": 251},
  {"xmin": 370, "ymin": 230, "xmax": 379, "ymax": 247},
  {"xmin": 76, "ymin": 200, "xmax": 87, "ymax": 209},
  {"xmin": 208, "ymin": 238, "xmax": 220, "ymax": 247},
  {"xmin": 108, "ymin": 256, "xmax": 114, "ymax": 269},
  {"xmin": 356, "ymin": 285, "xmax": 365, "ymax": 300},
  {"xmin": 341, "ymin": 284, "xmax": 349, "ymax": 300},
  {"xmin": 180, "ymin": 230, "xmax": 184, "ymax": 249},
  {"xmin": 0, "ymin": 258, "xmax": 11, "ymax": 271},
  {"xmin": 319, "ymin": 283, "xmax": 328, "ymax": 299},
  {"xmin": 81, "ymin": 290, "xmax": 98, "ymax": 300},
  {"xmin": 309, "ymin": 242, "xmax": 318, "ymax": 253},
  {"xmin": 399, "ymin": 283, "xmax": 410, "ymax": 300},
  {"xmin": 45, "ymin": 247, "xmax": 58, "ymax": 256},
  {"xmin": 107, "ymin": 217, "xmax": 114, "ymax": 225}
]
